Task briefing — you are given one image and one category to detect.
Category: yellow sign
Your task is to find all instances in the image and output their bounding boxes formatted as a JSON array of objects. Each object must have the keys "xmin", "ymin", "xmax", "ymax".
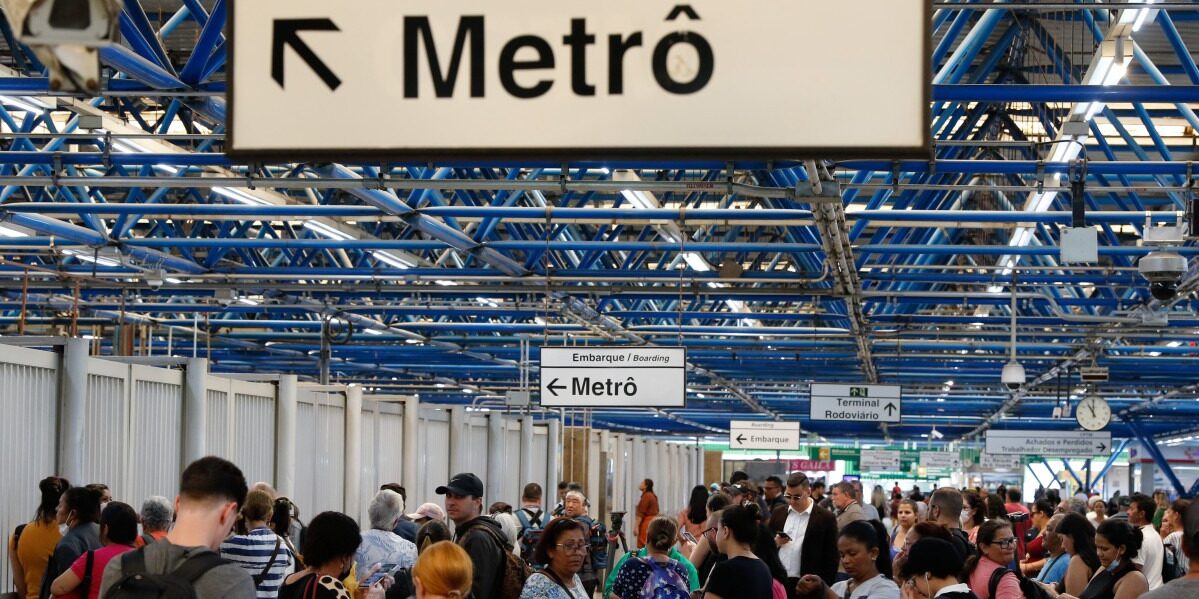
[{"xmin": 818, "ymin": 447, "xmax": 831, "ymax": 461}]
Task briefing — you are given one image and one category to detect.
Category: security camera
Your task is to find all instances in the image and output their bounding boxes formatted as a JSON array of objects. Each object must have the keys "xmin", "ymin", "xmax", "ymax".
[
  {"xmin": 1002, "ymin": 360, "xmax": 1025, "ymax": 390},
  {"xmin": 1138, "ymin": 250, "xmax": 1188, "ymax": 301},
  {"xmin": 0, "ymin": 0, "xmax": 120, "ymax": 92},
  {"xmin": 143, "ymin": 269, "xmax": 165, "ymax": 289}
]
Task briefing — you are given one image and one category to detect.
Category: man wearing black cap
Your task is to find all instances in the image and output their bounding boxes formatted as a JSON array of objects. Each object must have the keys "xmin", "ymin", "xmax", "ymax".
[
  {"xmin": 438, "ymin": 473, "xmax": 506, "ymax": 599},
  {"xmin": 1142, "ymin": 499, "xmax": 1199, "ymax": 598}
]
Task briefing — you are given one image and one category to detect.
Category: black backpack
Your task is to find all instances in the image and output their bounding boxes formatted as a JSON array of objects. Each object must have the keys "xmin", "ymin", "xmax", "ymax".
[
  {"xmin": 102, "ymin": 549, "xmax": 227, "ymax": 599},
  {"xmin": 1163, "ymin": 539, "xmax": 1187, "ymax": 584},
  {"xmin": 988, "ymin": 567, "xmax": 1051, "ymax": 599}
]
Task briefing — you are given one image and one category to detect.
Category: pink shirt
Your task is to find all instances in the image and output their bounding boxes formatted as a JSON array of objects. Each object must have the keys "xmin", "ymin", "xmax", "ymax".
[
  {"xmin": 69, "ymin": 544, "xmax": 136, "ymax": 599},
  {"xmin": 968, "ymin": 557, "xmax": 1022, "ymax": 599}
]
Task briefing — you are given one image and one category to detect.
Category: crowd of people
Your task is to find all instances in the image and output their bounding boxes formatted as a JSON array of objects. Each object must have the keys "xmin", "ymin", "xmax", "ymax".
[{"xmin": 7, "ymin": 462, "xmax": 1199, "ymax": 599}]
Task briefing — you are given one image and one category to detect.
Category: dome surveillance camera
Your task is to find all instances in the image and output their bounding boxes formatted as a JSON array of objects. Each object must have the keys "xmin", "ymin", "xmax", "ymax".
[
  {"xmin": 1139, "ymin": 251, "xmax": 1188, "ymax": 301},
  {"xmin": 1002, "ymin": 360, "xmax": 1025, "ymax": 390}
]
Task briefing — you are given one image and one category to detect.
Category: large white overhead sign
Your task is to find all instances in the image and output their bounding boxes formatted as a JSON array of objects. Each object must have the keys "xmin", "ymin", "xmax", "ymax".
[
  {"xmin": 728, "ymin": 421, "xmax": 801, "ymax": 451},
  {"xmin": 229, "ymin": 0, "xmax": 930, "ymax": 159},
  {"xmin": 809, "ymin": 384, "xmax": 902, "ymax": 423},
  {"xmin": 859, "ymin": 450, "xmax": 902, "ymax": 472},
  {"xmin": 985, "ymin": 430, "xmax": 1113, "ymax": 458},
  {"xmin": 538, "ymin": 347, "xmax": 685, "ymax": 407},
  {"xmin": 919, "ymin": 451, "xmax": 961, "ymax": 471}
]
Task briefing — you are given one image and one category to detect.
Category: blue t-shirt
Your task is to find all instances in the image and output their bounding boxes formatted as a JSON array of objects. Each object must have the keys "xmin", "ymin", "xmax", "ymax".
[{"xmin": 1036, "ymin": 553, "xmax": 1070, "ymax": 585}]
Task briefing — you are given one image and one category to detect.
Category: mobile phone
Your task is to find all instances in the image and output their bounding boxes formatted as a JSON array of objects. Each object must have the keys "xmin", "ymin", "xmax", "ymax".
[
  {"xmin": 775, "ymin": 531, "xmax": 791, "ymax": 541},
  {"xmin": 680, "ymin": 531, "xmax": 697, "ymax": 544},
  {"xmin": 360, "ymin": 563, "xmax": 399, "ymax": 587}
]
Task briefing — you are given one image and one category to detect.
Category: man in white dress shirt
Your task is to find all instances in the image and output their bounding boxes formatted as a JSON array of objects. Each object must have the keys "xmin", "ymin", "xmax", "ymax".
[
  {"xmin": 770, "ymin": 473, "xmax": 838, "ymax": 599},
  {"xmin": 1131, "ymin": 493, "xmax": 1165, "ymax": 590}
]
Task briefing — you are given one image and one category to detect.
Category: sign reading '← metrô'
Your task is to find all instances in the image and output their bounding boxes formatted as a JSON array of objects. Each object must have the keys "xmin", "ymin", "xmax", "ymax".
[
  {"xmin": 228, "ymin": 0, "xmax": 930, "ymax": 159},
  {"xmin": 809, "ymin": 384, "xmax": 902, "ymax": 423},
  {"xmin": 728, "ymin": 421, "xmax": 801, "ymax": 451},
  {"xmin": 538, "ymin": 347, "xmax": 685, "ymax": 407}
]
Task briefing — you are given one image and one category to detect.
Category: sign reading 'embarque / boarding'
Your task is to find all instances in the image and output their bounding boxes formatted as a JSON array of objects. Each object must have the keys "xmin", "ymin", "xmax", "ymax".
[
  {"xmin": 229, "ymin": 0, "xmax": 930, "ymax": 159},
  {"xmin": 538, "ymin": 346, "xmax": 685, "ymax": 407},
  {"xmin": 728, "ymin": 421, "xmax": 801, "ymax": 451}
]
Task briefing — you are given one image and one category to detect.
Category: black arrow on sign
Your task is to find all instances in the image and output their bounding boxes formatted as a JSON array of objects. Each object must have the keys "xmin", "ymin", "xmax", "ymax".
[
  {"xmin": 546, "ymin": 378, "xmax": 566, "ymax": 397},
  {"xmin": 735, "ymin": 434, "xmax": 747, "ymax": 445},
  {"xmin": 1096, "ymin": 443, "xmax": 1107, "ymax": 452},
  {"xmin": 884, "ymin": 403, "xmax": 898, "ymax": 416},
  {"xmin": 272, "ymin": 19, "xmax": 342, "ymax": 91}
]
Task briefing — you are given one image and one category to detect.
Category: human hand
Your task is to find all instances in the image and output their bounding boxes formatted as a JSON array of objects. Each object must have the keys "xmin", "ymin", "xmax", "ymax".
[{"xmin": 796, "ymin": 574, "xmax": 826, "ymax": 597}]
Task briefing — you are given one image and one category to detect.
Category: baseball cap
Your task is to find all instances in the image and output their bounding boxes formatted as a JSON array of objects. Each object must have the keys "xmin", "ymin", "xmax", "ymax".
[
  {"xmin": 436, "ymin": 472, "xmax": 484, "ymax": 497},
  {"xmin": 407, "ymin": 502, "xmax": 447, "ymax": 522}
]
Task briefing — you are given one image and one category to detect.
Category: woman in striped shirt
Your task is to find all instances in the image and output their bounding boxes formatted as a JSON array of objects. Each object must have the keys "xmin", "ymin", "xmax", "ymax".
[{"xmin": 221, "ymin": 490, "xmax": 295, "ymax": 599}]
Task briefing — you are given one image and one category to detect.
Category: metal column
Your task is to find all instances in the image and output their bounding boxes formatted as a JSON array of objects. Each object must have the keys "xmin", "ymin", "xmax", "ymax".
[
  {"xmin": 344, "ymin": 384, "xmax": 363, "ymax": 520},
  {"xmin": 1139, "ymin": 463, "xmax": 1155, "ymax": 495},
  {"xmin": 486, "ymin": 413, "xmax": 506, "ymax": 503},
  {"xmin": 57, "ymin": 338, "xmax": 88, "ymax": 483},
  {"xmin": 402, "ymin": 395, "xmax": 419, "ymax": 497},
  {"xmin": 546, "ymin": 416, "xmax": 562, "ymax": 493},
  {"xmin": 519, "ymin": 414, "xmax": 535, "ymax": 496},
  {"xmin": 449, "ymin": 406, "xmax": 467, "ymax": 475},
  {"xmin": 182, "ymin": 358, "xmax": 208, "ymax": 467},
  {"xmin": 275, "ymin": 375, "xmax": 298, "ymax": 498}
]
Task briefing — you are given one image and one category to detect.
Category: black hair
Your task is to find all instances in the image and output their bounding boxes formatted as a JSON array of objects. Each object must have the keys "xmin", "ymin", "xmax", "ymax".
[
  {"xmin": 687, "ymin": 485, "xmax": 709, "ymax": 525},
  {"xmin": 1033, "ymin": 499, "xmax": 1055, "ymax": 518},
  {"xmin": 730, "ymin": 471, "xmax": 749, "ymax": 484},
  {"xmin": 270, "ymin": 497, "xmax": 298, "ymax": 537},
  {"xmin": 838, "ymin": 520, "xmax": 892, "ymax": 579},
  {"xmin": 909, "ymin": 522, "xmax": 953, "ymax": 544},
  {"xmin": 811, "ymin": 480, "xmax": 825, "ymax": 490},
  {"xmin": 380, "ymin": 483, "xmax": 406, "ymax": 501},
  {"xmin": 964, "ymin": 519, "xmax": 1013, "ymax": 581},
  {"xmin": 1056, "ymin": 512, "xmax": 1101, "ymax": 572},
  {"xmin": 533, "ymin": 517, "xmax": 588, "ymax": 565},
  {"xmin": 752, "ymin": 521, "xmax": 790, "ymax": 585},
  {"xmin": 557, "ymin": 481, "xmax": 568, "ymax": 491},
  {"xmin": 522, "ymin": 483, "xmax": 543, "ymax": 502},
  {"xmin": 36, "ymin": 476, "xmax": 70, "ymax": 523},
  {"xmin": 963, "ymin": 491, "xmax": 986, "ymax": 527},
  {"xmin": 179, "ymin": 456, "xmax": 248, "ymax": 507},
  {"xmin": 1129, "ymin": 493, "xmax": 1156, "ymax": 523},
  {"xmin": 1006, "ymin": 487, "xmax": 1022, "ymax": 503},
  {"xmin": 765, "ymin": 476, "xmax": 783, "ymax": 487},
  {"xmin": 900, "ymin": 538, "xmax": 965, "ymax": 580},
  {"xmin": 64, "ymin": 487, "xmax": 102, "ymax": 525},
  {"xmin": 302, "ymin": 511, "xmax": 362, "ymax": 567},
  {"xmin": 416, "ymin": 520, "xmax": 451, "ymax": 554},
  {"xmin": 719, "ymin": 504, "xmax": 761, "ymax": 545},
  {"xmin": 985, "ymin": 494, "xmax": 1006, "ymax": 520},
  {"xmin": 1097, "ymin": 519, "xmax": 1143, "ymax": 559},
  {"xmin": 643, "ymin": 479, "xmax": 655, "ymax": 494},
  {"xmin": 706, "ymin": 492, "xmax": 730, "ymax": 515},
  {"xmin": 100, "ymin": 502, "xmax": 138, "ymax": 545}
]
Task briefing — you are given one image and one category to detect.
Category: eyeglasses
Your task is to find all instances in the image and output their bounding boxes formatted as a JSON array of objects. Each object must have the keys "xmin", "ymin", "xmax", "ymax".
[
  {"xmin": 784, "ymin": 494, "xmax": 805, "ymax": 501},
  {"xmin": 555, "ymin": 542, "xmax": 589, "ymax": 554},
  {"xmin": 701, "ymin": 526, "xmax": 717, "ymax": 538},
  {"xmin": 992, "ymin": 537, "xmax": 1018, "ymax": 548}
]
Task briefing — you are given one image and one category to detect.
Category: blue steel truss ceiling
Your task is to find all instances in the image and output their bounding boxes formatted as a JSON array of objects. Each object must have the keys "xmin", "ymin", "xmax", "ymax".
[{"xmin": 0, "ymin": 2, "xmax": 1196, "ymax": 443}]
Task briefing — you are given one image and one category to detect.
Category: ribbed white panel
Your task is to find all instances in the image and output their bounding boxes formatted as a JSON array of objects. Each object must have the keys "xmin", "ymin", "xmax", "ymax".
[
  {"xmin": 0, "ymin": 346, "xmax": 58, "ymax": 593},
  {"xmin": 465, "ymin": 420, "xmax": 488, "ymax": 477},
  {"xmin": 294, "ymin": 400, "xmax": 316, "ymax": 517},
  {"xmin": 375, "ymin": 406, "xmax": 404, "ymax": 491},
  {"xmin": 128, "ymin": 378, "xmax": 183, "ymax": 503},
  {"xmin": 294, "ymin": 392, "xmax": 346, "ymax": 517},
  {"xmin": 359, "ymin": 403, "xmax": 378, "ymax": 520},
  {"xmin": 532, "ymin": 427, "xmax": 549, "ymax": 506},
  {"xmin": 419, "ymin": 418, "xmax": 450, "ymax": 508},
  {"xmin": 500, "ymin": 424, "xmax": 520, "ymax": 505},
  {"xmin": 206, "ymin": 389, "xmax": 230, "ymax": 457},
  {"xmin": 233, "ymin": 392, "xmax": 275, "ymax": 485},
  {"xmin": 83, "ymin": 373, "xmax": 127, "ymax": 495}
]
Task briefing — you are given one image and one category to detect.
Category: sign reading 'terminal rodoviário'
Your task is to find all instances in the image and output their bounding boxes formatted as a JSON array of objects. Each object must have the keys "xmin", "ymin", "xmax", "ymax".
[
  {"xmin": 229, "ymin": 0, "xmax": 930, "ymax": 159},
  {"xmin": 809, "ymin": 384, "xmax": 902, "ymax": 423}
]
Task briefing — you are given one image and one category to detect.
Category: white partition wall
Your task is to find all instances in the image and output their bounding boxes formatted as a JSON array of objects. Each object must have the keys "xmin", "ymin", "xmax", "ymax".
[
  {"xmin": 127, "ymin": 364, "xmax": 185, "ymax": 505},
  {"xmin": 416, "ymin": 408, "xmax": 451, "ymax": 508},
  {"xmin": 295, "ymin": 389, "xmax": 346, "ymax": 517},
  {"xmin": 207, "ymin": 376, "xmax": 277, "ymax": 486},
  {"xmin": 465, "ymin": 417, "xmax": 489, "ymax": 478},
  {"xmin": 0, "ymin": 345, "xmax": 59, "ymax": 593},
  {"xmin": 360, "ymin": 399, "xmax": 405, "ymax": 518}
]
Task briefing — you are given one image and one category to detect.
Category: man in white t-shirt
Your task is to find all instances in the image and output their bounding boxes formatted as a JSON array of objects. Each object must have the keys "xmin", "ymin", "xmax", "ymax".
[{"xmin": 1131, "ymin": 493, "xmax": 1165, "ymax": 590}]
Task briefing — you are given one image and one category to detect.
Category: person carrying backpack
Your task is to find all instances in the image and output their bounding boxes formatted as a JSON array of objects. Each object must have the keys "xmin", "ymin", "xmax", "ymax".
[
  {"xmin": 516, "ymin": 484, "xmax": 550, "ymax": 566},
  {"xmin": 99, "ymin": 457, "xmax": 256, "ymax": 599},
  {"xmin": 561, "ymin": 491, "xmax": 607, "ymax": 598},
  {"xmin": 607, "ymin": 517, "xmax": 691, "ymax": 599},
  {"xmin": 440, "ymin": 473, "xmax": 529, "ymax": 599}
]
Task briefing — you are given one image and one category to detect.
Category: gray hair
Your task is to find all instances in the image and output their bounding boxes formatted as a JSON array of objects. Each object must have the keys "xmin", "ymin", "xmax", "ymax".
[
  {"xmin": 565, "ymin": 490, "xmax": 589, "ymax": 506},
  {"xmin": 369, "ymin": 489, "xmax": 405, "ymax": 530},
  {"xmin": 140, "ymin": 496, "xmax": 173, "ymax": 532}
]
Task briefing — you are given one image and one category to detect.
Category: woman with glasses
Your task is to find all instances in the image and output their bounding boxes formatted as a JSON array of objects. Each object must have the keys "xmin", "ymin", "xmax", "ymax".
[
  {"xmin": 520, "ymin": 518, "xmax": 589, "ymax": 599},
  {"xmin": 963, "ymin": 520, "xmax": 1021, "ymax": 599},
  {"xmin": 898, "ymin": 538, "xmax": 977, "ymax": 599}
]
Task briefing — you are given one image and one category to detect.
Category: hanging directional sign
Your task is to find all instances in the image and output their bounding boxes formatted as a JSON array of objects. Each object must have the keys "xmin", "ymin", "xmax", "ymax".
[
  {"xmin": 228, "ymin": 0, "xmax": 930, "ymax": 160},
  {"xmin": 859, "ymin": 449, "xmax": 902, "ymax": 472},
  {"xmin": 809, "ymin": 384, "xmax": 902, "ymax": 423},
  {"xmin": 728, "ymin": 421, "xmax": 801, "ymax": 451},
  {"xmin": 538, "ymin": 347, "xmax": 685, "ymax": 407},
  {"xmin": 919, "ymin": 451, "xmax": 961, "ymax": 471},
  {"xmin": 985, "ymin": 430, "xmax": 1113, "ymax": 458},
  {"xmin": 978, "ymin": 452, "xmax": 1023, "ymax": 470}
]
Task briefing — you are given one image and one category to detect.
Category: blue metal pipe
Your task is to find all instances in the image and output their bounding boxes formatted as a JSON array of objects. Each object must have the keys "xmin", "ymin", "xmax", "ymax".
[
  {"xmin": 934, "ymin": 84, "xmax": 1199, "ymax": 103},
  {"xmin": 1123, "ymin": 417, "xmax": 1188, "ymax": 497},
  {"xmin": 99, "ymin": 45, "xmax": 185, "ymax": 89}
]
